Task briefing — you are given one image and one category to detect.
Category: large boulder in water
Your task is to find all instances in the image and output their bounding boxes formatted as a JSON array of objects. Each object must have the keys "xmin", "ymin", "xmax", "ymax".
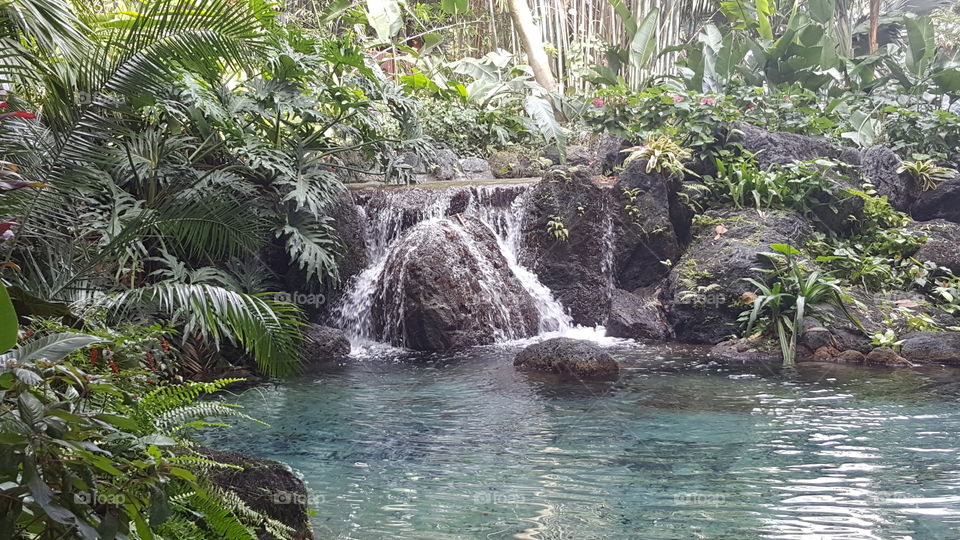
[
  {"xmin": 301, "ymin": 324, "xmax": 350, "ymax": 364},
  {"xmin": 605, "ymin": 288, "xmax": 672, "ymax": 341},
  {"xmin": 900, "ymin": 331, "xmax": 960, "ymax": 364},
  {"xmin": 197, "ymin": 448, "xmax": 313, "ymax": 540},
  {"xmin": 519, "ymin": 167, "xmax": 613, "ymax": 325},
  {"xmin": 373, "ymin": 216, "xmax": 538, "ymax": 350},
  {"xmin": 662, "ymin": 209, "xmax": 813, "ymax": 344},
  {"xmin": 514, "ymin": 338, "xmax": 620, "ymax": 379}
]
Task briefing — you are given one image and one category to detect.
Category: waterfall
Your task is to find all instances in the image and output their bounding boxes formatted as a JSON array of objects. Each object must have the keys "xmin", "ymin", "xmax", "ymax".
[{"xmin": 332, "ymin": 184, "xmax": 573, "ymax": 347}]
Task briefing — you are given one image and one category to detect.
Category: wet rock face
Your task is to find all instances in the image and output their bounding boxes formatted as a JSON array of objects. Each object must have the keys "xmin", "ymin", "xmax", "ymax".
[
  {"xmin": 373, "ymin": 216, "xmax": 538, "ymax": 350},
  {"xmin": 329, "ymin": 191, "xmax": 368, "ymax": 286},
  {"xmin": 519, "ymin": 167, "xmax": 613, "ymax": 326},
  {"xmin": 605, "ymin": 288, "xmax": 672, "ymax": 341},
  {"xmin": 901, "ymin": 332, "xmax": 960, "ymax": 364},
  {"xmin": 514, "ymin": 338, "xmax": 620, "ymax": 379},
  {"xmin": 612, "ymin": 160, "xmax": 686, "ymax": 290},
  {"xmin": 197, "ymin": 448, "xmax": 313, "ymax": 540},
  {"xmin": 301, "ymin": 324, "xmax": 350, "ymax": 364},
  {"xmin": 908, "ymin": 219, "xmax": 960, "ymax": 274},
  {"xmin": 662, "ymin": 209, "xmax": 813, "ymax": 344},
  {"xmin": 860, "ymin": 146, "xmax": 918, "ymax": 211}
]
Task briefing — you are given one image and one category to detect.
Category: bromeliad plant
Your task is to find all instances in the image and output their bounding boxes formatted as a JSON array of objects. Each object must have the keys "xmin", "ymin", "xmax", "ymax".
[{"xmin": 740, "ymin": 243, "xmax": 862, "ymax": 365}]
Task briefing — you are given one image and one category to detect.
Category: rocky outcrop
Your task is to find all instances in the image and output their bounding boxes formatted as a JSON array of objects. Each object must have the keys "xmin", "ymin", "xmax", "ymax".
[
  {"xmin": 595, "ymin": 132, "xmax": 629, "ymax": 174},
  {"xmin": 611, "ymin": 160, "xmax": 686, "ymax": 290},
  {"xmin": 911, "ymin": 174, "xmax": 960, "ymax": 222},
  {"xmin": 458, "ymin": 156, "xmax": 494, "ymax": 180},
  {"xmin": 865, "ymin": 347, "xmax": 911, "ymax": 366},
  {"xmin": 731, "ymin": 122, "xmax": 862, "ymax": 168},
  {"xmin": 301, "ymin": 324, "xmax": 350, "ymax": 364},
  {"xmin": 373, "ymin": 216, "xmax": 538, "ymax": 350},
  {"xmin": 329, "ymin": 191, "xmax": 367, "ymax": 286},
  {"xmin": 514, "ymin": 338, "xmax": 620, "ymax": 379},
  {"xmin": 197, "ymin": 448, "xmax": 313, "ymax": 540},
  {"xmin": 488, "ymin": 150, "xmax": 550, "ymax": 178},
  {"xmin": 860, "ymin": 146, "xmax": 918, "ymax": 211},
  {"xmin": 519, "ymin": 167, "xmax": 612, "ymax": 325},
  {"xmin": 605, "ymin": 288, "xmax": 671, "ymax": 340},
  {"xmin": 900, "ymin": 331, "xmax": 960, "ymax": 364},
  {"xmin": 908, "ymin": 219, "xmax": 960, "ymax": 274},
  {"xmin": 709, "ymin": 338, "xmax": 783, "ymax": 363},
  {"xmin": 663, "ymin": 209, "xmax": 813, "ymax": 344}
]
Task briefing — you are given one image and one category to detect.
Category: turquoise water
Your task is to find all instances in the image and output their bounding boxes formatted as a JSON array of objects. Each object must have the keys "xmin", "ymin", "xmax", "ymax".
[{"xmin": 203, "ymin": 342, "xmax": 960, "ymax": 539}]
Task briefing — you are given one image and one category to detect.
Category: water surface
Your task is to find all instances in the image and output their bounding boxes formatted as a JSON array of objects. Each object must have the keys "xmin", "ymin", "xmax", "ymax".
[{"xmin": 204, "ymin": 342, "xmax": 960, "ymax": 539}]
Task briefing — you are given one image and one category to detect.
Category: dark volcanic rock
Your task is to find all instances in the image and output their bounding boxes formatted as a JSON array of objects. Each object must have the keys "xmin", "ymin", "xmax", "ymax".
[
  {"xmin": 329, "ymin": 191, "xmax": 368, "ymax": 286},
  {"xmin": 487, "ymin": 150, "xmax": 549, "ymax": 178},
  {"xmin": 519, "ymin": 167, "xmax": 612, "ymax": 325},
  {"xmin": 197, "ymin": 448, "xmax": 313, "ymax": 539},
  {"xmin": 900, "ymin": 331, "xmax": 960, "ymax": 364},
  {"xmin": 865, "ymin": 347, "xmax": 911, "ymax": 366},
  {"xmin": 663, "ymin": 209, "xmax": 813, "ymax": 344},
  {"xmin": 605, "ymin": 288, "xmax": 671, "ymax": 340},
  {"xmin": 458, "ymin": 156, "xmax": 493, "ymax": 180},
  {"xmin": 731, "ymin": 123, "xmax": 917, "ymax": 232},
  {"xmin": 596, "ymin": 132, "xmax": 629, "ymax": 174},
  {"xmin": 612, "ymin": 160, "xmax": 686, "ymax": 291},
  {"xmin": 709, "ymin": 338, "xmax": 783, "ymax": 363},
  {"xmin": 374, "ymin": 216, "xmax": 538, "ymax": 350},
  {"xmin": 731, "ymin": 122, "xmax": 862, "ymax": 168},
  {"xmin": 860, "ymin": 146, "xmax": 918, "ymax": 211},
  {"xmin": 911, "ymin": 174, "xmax": 960, "ymax": 222},
  {"xmin": 908, "ymin": 219, "xmax": 960, "ymax": 274},
  {"xmin": 514, "ymin": 338, "xmax": 620, "ymax": 379},
  {"xmin": 301, "ymin": 324, "xmax": 350, "ymax": 363}
]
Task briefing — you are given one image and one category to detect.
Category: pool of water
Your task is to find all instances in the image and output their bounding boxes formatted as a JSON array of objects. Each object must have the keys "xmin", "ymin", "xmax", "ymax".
[{"xmin": 203, "ymin": 341, "xmax": 960, "ymax": 539}]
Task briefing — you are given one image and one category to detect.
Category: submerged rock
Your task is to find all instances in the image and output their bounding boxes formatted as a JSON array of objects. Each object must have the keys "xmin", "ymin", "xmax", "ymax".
[
  {"xmin": 373, "ymin": 216, "xmax": 538, "ymax": 350},
  {"xmin": 865, "ymin": 347, "xmax": 911, "ymax": 366},
  {"xmin": 301, "ymin": 324, "xmax": 350, "ymax": 364},
  {"xmin": 901, "ymin": 332, "xmax": 960, "ymax": 364},
  {"xmin": 605, "ymin": 288, "xmax": 672, "ymax": 341},
  {"xmin": 709, "ymin": 338, "xmax": 783, "ymax": 363},
  {"xmin": 514, "ymin": 338, "xmax": 620, "ymax": 379},
  {"xmin": 662, "ymin": 209, "xmax": 813, "ymax": 344},
  {"xmin": 197, "ymin": 448, "xmax": 313, "ymax": 539},
  {"xmin": 519, "ymin": 167, "xmax": 613, "ymax": 325}
]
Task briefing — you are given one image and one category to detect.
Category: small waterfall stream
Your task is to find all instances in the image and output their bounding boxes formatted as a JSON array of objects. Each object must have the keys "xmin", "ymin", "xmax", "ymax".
[{"xmin": 332, "ymin": 184, "xmax": 574, "ymax": 348}]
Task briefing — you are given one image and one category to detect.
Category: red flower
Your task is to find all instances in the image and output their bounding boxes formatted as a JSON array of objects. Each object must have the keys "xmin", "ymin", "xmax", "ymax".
[
  {"xmin": 160, "ymin": 339, "xmax": 170, "ymax": 354},
  {"xmin": 700, "ymin": 97, "xmax": 715, "ymax": 105},
  {"xmin": 108, "ymin": 360, "xmax": 118, "ymax": 374},
  {"xmin": 0, "ymin": 102, "xmax": 8, "ymax": 110},
  {"xmin": 671, "ymin": 95, "xmax": 683, "ymax": 102},
  {"xmin": 1, "ymin": 111, "xmax": 36, "ymax": 120},
  {"xmin": 145, "ymin": 351, "xmax": 156, "ymax": 371},
  {"xmin": 592, "ymin": 97, "xmax": 605, "ymax": 107},
  {"xmin": 746, "ymin": 103, "xmax": 756, "ymax": 111},
  {"xmin": 783, "ymin": 96, "xmax": 791, "ymax": 102},
  {"xmin": 90, "ymin": 348, "xmax": 99, "ymax": 364}
]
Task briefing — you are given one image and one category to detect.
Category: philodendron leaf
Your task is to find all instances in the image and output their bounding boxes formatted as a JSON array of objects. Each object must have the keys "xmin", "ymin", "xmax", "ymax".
[
  {"xmin": 629, "ymin": 8, "xmax": 660, "ymax": 71},
  {"xmin": 524, "ymin": 95, "xmax": 569, "ymax": 160},
  {"xmin": 366, "ymin": 0, "xmax": 402, "ymax": 41},
  {"xmin": 0, "ymin": 285, "xmax": 16, "ymax": 353},
  {"xmin": 6, "ymin": 333, "xmax": 104, "ymax": 364}
]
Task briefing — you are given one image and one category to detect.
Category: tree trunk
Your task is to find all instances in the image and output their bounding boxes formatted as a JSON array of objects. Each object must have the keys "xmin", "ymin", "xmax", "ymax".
[
  {"xmin": 868, "ymin": 0, "xmax": 880, "ymax": 54},
  {"xmin": 506, "ymin": 0, "xmax": 557, "ymax": 92}
]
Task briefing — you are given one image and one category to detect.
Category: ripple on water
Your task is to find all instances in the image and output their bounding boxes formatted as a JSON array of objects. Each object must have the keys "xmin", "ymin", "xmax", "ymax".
[{"xmin": 200, "ymin": 345, "xmax": 960, "ymax": 539}]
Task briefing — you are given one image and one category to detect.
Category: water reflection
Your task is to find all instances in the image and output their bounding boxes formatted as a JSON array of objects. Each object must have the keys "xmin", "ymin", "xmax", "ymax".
[{"xmin": 201, "ymin": 344, "xmax": 960, "ymax": 539}]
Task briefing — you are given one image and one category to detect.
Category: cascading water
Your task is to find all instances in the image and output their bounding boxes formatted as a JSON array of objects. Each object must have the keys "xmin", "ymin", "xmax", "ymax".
[{"xmin": 332, "ymin": 184, "xmax": 574, "ymax": 348}]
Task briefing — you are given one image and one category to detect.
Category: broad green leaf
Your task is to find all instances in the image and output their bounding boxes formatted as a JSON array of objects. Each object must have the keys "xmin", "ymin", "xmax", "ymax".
[
  {"xmin": 0, "ymin": 285, "xmax": 16, "ymax": 353},
  {"xmin": 524, "ymin": 95, "xmax": 569, "ymax": 159},
  {"xmin": 809, "ymin": 0, "xmax": 834, "ymax": 24},
  {"xmin": 440, "ymin": 0, "xmax": 469, "ymax": 15},
  {"xmin": 769, "ymin": 243, "xmax": 801, "ymax": 256},
  {"xmin": 6, "ymin": 333, "xmax": 103, "ymax": 364},
  {"xmin": 629, "ymin": 8, "xmax": 660, "ymax": 70},
  {"xmin": 756, "ymin": 0, "xmax": 773, "ymax": 40},
  {"xmin": 366, "ymin": 0, "xmax": 402, "ymax": 41},
  {"xmin": 607, "ymin": 0, "xmax": 637, "ymax": 37},
  {"xmin": 933, "ymin": 68, "xmax": 960, "ymax": 93}
]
